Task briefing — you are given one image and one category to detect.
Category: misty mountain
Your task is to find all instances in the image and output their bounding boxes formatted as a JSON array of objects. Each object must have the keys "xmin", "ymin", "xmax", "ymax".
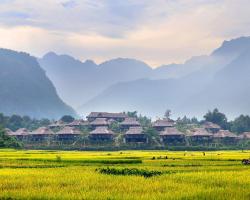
[
  {"xmin": 184, "ymin": 46, "xmax": 250, "ymax": 118},
  {"xmin": 38, "ymin": 54, "xmax": 152, "ymax": 107},
  {"xmin": 79, "ymin": 36, "xmax": 250, "ymax": 118},
  {"xmin": 0, "ymin": 49, "xmax": 76, "ymax": 119},
  {"xmin": 39, "ymin": 51, "xmax": 229, "ymax": 109}
]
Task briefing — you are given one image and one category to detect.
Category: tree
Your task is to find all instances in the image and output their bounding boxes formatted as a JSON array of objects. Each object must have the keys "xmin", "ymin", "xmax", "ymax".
[
  {"xmin": 203, "ymin": 108, "xmax": 228, "ymax": 129},
  {"xmin": 138, "ymin": 115, "xmax": 151, "ymax": 128},
  {"xmin": 60, "ymin": 115, "xmax": 75, "ymax": 123},
  {"xmin": 126, "ymin": 111, "xmax": 138, "ymax": 118},
  {"xmin": 230, "ymin": 115, "xmax": 250, "ymax": 133},
  {"xmin": 164, "ymin": 109, "xmax": 171, "ymax": 119},
  {"xmin": 8, "ymin": 115, "xmax": 23, "ymax": 131},
  {"xmin": 0, "ymin": 127, "xmax": 22, "ymax": 148}
]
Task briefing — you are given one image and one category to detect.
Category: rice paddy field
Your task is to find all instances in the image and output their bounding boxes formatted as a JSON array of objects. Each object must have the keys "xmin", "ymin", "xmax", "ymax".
[{"xmin": 0, "ymin": 149, "xmax": 249, "ymax": 200}]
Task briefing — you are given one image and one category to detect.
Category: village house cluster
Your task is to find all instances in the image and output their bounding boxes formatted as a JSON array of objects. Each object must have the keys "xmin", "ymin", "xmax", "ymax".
[{"xmin": 5, "ymin": 112, "xmax": 250, "ymax": 146}]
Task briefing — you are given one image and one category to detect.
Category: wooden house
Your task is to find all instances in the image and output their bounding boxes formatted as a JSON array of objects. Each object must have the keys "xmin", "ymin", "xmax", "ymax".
[
  {"xmin": 90, "ymin": 118, "xmax": 110, "ymax": 128},
  {"xmin": 11, "ymin": 128, "xmax": 30, "ymax": 140},
  {"xmin": 152, "ymin": 118, "xmax": 175, "ymax": 131},
  {"xmin": 213, "ymin": 130, "xmax": 238, "ymax": 145},
  {"xmin": 124, "ymin": 127, "xmax": 147, "ymax": 143},
  {"xmin": 29, "ymin": 127, "xmax": 54, "ymax": 141},
  {"xmin": 55, "ymin": 126, "xmax": 81, "ymax": 141},
  {"xmin": 120, "ymin": 117, "xmax": 140, "ymax": 130},
  {"xmin": 160, "ymin": 127, "xmax": 185, "ymax": 144},
  {"xmin": 187, "ymin": 128, "xmax": 213, "ymax": 144},
  {"xmin": 89, "ymin": 126, "xmax": 114, "ymax": 141},
  {"xmin": 87, "ymin": 112, "xmax": 127, "ymax": 122},
  {"xmin": 202, "ymin": 122, "xmax": 221, "ymax": 133}
]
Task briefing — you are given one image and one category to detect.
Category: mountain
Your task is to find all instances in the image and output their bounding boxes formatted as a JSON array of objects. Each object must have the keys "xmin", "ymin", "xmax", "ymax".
[
  {"xmin": 79, "ymin": 36, "xmax": 250, "ymax": 118},
  {"xmin": 38, "ymin": 54, "xmax": 152, "ymax": 108},
  {"xmin": 184, "ymin": 46, "xmax": 250, "ymax": 118},
  {"xmin": 0, "ymin": 49, "xmax": 76, "ymax": 119}
]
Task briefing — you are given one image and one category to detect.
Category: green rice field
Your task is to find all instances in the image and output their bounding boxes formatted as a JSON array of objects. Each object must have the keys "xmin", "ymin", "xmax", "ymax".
[{"xmin": 0, "ymin": 149, "xmax": 249, "ymax": 199}]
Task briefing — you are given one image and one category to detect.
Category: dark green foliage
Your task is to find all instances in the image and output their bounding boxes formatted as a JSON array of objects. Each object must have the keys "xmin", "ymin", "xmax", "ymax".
[
  {"xmin": 204, "ymin": 108, "xmax": 228, "ymax": 129},
  {"xmin": 125, "ymin": 111, "xmax": 138, "ymax": 118},
  {"xmin": 176, "ymin": 116, "xmax": 199, "ymax": 133},
  {"xmin": 138, "ymin": 115, "xmax": 151, "ymax": 128},
  {"xmin": 0, "ymin": 113, "xmax": 51, "ymax": 131},
  {"xmin": 98, "ymin": 167, "xmax": 163, "ymax": 178},
  {"xmin": 109, "ymin": 121, "xmax": 121, "ymax": 133},
  {"xmin": 230, "ymin": 115, "xmax": 250, "ymax": 133},
  {"xmin": 60, "ymin": 115, "xmax": 75, "ymax": 123},
  {"xmin": 0, "ymin": 127, "xmax": 22, "ymax": 148},
  {"xmin": 144, "ymin": 127, "xmax": 160, "ymax": 145}
]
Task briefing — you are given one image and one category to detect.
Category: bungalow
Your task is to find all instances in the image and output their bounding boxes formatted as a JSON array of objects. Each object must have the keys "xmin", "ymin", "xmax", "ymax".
[
  {"xmin": 120, "ymin": 117, "xmax": 140, "ymax": 130},
  {"xmin": 87, "ymin": 112, "xmax": 127, "ymax": 122},
  {"xmin": 187, "ymin": 128, "xmax": 213, "ymax": 144},
  {"xmin": 213, "ymin": 130, "xmax": 238, "ymax": 145},
  {"xmin": 124, "ymin": 127, "xmax": 147, "ymax": 143},
  {"xmin": 89, "ymin": 126, "xmax": 114, "ymax": 141},
  {"xmin": 160, "ymin": 127, "xmax": 185, "ymax": 144},
  {"xmin": 29, "ymin": 127, "xmax": 54, "ymax": 141},
  {"xmin": 11, "ymin": 128, "xmax": 30, "ymax": 140},
  {"xmin": 55, "ymin": 126, "xmax": 81, "ymax": 141},
  {"xmin": 152, "ymin": 118, "xmax": 175, "ymax": 131},
  {"xmin": 202, "ymin": 122, "xmax": 221, "ymax": 133},
  {"xmin": 90, "ymin": 118, "xmax": 110, "ymax": 128}
]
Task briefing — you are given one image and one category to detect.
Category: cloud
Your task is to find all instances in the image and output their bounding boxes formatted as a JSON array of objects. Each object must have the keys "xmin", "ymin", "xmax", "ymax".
[{"xmin": 0, "ymin": 0, "xmax": 250, "ymax": 66}]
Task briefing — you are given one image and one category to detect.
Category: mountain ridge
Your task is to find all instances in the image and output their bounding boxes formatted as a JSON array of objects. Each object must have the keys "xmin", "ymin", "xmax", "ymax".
[{"xmin": 0, "ymin": 48, "xmax": 76, "ymax": 119}]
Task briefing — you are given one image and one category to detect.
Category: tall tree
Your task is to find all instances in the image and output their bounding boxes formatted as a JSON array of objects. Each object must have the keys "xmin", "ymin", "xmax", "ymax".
[
  {"xmin": 0, "ymin": 127, "xmax": 22, "ymax": 148},
  {"xmin": 203, "ymin": 108, "xmax": 228, "ymax": 129},
  {"xmin": 164, "ymin": 109, "xmax": 171, "ymax": 119},
  {"xmin": 60, "ymin": 115, "xmax": 75, "ymax": 123},
  {"xmin": 231, "ymin": 115, "xmax": 250, "ymax": 133}
]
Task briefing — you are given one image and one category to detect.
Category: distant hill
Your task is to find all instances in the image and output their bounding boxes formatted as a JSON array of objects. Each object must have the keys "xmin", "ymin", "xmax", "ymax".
[
  {"xmin": 0, "ymin": 49, "xmax": 76, "ymax": 119},
  {"xmin": 38, "ymin": 54, "xmax": 152, "ymax": 107},
  {"xmin": 78, "ymin": 37, "xmax": 250, "ymax": 118}
]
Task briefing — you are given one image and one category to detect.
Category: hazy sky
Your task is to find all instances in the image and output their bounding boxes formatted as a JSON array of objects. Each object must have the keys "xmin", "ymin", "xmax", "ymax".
[{"xmin": 0, "ymin": 0, "xmax": 250, "ymax": 67}]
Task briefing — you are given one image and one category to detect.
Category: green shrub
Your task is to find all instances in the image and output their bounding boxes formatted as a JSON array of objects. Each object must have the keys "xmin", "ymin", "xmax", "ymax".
[{"xmin": 97, "ymin": 167, "xmax": 162, "ymax": 178}]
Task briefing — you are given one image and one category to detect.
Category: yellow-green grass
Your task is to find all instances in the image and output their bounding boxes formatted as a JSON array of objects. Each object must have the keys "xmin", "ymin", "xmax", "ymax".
[{"xmin": 0, "ymin": 149, "xmax": 249, "ymax": 199}]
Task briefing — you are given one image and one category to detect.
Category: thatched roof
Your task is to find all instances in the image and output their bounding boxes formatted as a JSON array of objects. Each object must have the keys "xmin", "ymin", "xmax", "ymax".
[
  {"xmin": 67, "ymin": 120, "xmax": 88, "ymax": 127},
  {"xmin": 125, "ymin": 127, "xmax": 144, "ymax": 135},
  {"xmin": 31, "ymin": 127, "xmax": 54, "ymax": 135},
  {"xmin": 90, "ymin": 118, "xmax": 109, "ymax": 126},
  {"xmin": 240, "ymin": 132, "xmax": 250, "ymax": 139},
  {"xmin": 56, "ymin": 126, "xmax": 81, "ymax": 135},
  {"xmin": 202, "ymin": 122, "xmax": 221, "ymax": 129},
  {"xmin": 49, "ymin": 120, "xmax": 65, "ymax": 128},
  {"xmin": 120, "ymin": 118, "xmax": 140, "ymax": 126},
  {"xmin": 13, "ymin": 128, "xmax": 30, "ymax": 136},
  {"xmin": 152, "ymin": 119, "xmax": 174, "ymax": 128},
  {"xmin": 160, "ymin": 127, "xmax": 184, "ymax": 136},
  {"xmin": 213, "ymin": 130, "xmax": 238, "ymax": 138},
  {"xmin": 87, "ymin": 112, "xmax": 127, "ymax": 119},
  {"xmin": 188, "ymin": 128, "xmax": 213, "ymax": 137},
  {"xmin": 90, "ymin": 126, "xmax": 114, "ymax": 135}
]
